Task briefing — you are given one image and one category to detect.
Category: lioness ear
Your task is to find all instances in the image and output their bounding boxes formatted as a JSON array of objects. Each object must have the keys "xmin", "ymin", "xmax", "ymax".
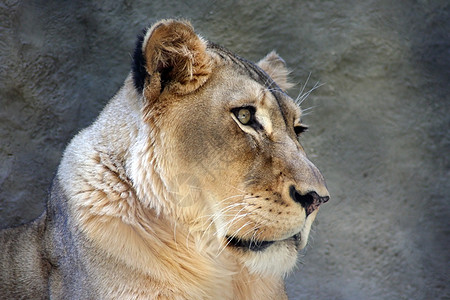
[
  {"xmin": 132, "ymin": 19, "xmax": 211, "ymax": 103},
  {"xmin": 257, "ymin": 51, "xmax": 294, "ymax": 91}
]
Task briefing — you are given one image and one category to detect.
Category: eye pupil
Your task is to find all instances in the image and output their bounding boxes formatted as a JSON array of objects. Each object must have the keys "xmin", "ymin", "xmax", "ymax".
[{"xmin": 237, "ymin": 108, "xmax": 251, "ymax": 124}]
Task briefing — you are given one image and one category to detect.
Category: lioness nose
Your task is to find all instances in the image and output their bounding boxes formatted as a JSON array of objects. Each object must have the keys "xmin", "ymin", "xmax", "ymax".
[{"xmin": 289, "ymin": 185, "xmax": 329, "ymax": 217}]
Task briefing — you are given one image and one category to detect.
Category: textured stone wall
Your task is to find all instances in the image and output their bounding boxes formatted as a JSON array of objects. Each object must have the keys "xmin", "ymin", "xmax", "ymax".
[{"xmin": 0, "ymin": 1, "xmax": 448, "ymax": 299}]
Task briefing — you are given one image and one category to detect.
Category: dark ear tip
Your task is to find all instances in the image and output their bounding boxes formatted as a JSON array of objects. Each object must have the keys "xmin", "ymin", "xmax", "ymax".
[
  {"xmin": 132, "ymin": 28, "xmax": 149, "ymax": 93},
  {"xmin": 131, "ymin": 19, "xmax": 210, "ymax": 98},
  {"xmin": 131, "ymin": 21, "xmax": 193, "ymax": 94}
]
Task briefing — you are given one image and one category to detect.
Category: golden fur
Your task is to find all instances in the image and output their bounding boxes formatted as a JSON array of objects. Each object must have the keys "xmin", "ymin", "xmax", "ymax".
[{"xmin": 0, "ymin": 19, "xmax": 329, "ymax": 299}]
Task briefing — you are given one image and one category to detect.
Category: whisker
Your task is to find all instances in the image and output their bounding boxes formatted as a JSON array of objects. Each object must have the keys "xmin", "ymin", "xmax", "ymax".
[
  {"xmin": 222, "ymin": 184, "xmax": 247, "ymax": 194},
  {"xmin": 211, "ymin": 194, "xmax": 245, "ymax": 208},
  {"xmin": 297, "ymin": 72, "xmax": 311, "ymax": 103},
  {"xmin": 301, "ymin": 106, "xmax": 316, "ymax": 113},
  {"xmin": 200, "ymin": 203, "xmax": 247, "ymax": 239},
  {"xmin": 213, "ymin": 215, "xmax": 250, "ymax": 255},
  {"xmin": 202, "ymin": 193, "xmax": 260, "ymax": 238},
  {"xmin": 216, "ymin": 221, "xmax": 253, "ymax": 257},
  {"xmin": 296, "ymin": 81, "xmax": 325, "ymax": 106},
  {"xmin": 214, "ymin": 206, "xmax": 250, "ymax": 237}
]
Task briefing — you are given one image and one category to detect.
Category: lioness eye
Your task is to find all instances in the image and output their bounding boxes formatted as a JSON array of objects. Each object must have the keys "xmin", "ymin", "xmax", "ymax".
[
  {"xmin": 237, "ymin": 108, "xmax": 251, "ymax": 124},
  {"xmin": 232, "ymin": 107, "xmax": 255, "ymax": 125}
]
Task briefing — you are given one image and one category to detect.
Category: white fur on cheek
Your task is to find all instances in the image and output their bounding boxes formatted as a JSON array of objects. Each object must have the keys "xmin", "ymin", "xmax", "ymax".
[{"xmin": 256, "ymin": 107, "xmax": 273, "ymax": 135}]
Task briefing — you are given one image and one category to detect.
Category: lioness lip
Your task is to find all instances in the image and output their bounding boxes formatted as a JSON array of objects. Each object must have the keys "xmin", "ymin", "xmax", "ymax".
[
  {"xmin": 226, "ymin": 236, "xmax": 274, "ymax": 251},
  {"xmin": 225, "ymin": 234, "xmax": 300, "ymax": 252}
]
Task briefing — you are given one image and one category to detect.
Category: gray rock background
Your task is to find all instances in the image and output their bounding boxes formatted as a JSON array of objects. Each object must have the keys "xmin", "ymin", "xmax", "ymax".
[{"xmin": 0, "ymin": 0, "xmax": 448, "ymax": 299}]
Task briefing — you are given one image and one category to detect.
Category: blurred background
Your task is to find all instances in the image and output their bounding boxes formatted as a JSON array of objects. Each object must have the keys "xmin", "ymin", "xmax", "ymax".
[{"xmin": 0, "ymin": 1, "xmax": 448, "ymax": 299}]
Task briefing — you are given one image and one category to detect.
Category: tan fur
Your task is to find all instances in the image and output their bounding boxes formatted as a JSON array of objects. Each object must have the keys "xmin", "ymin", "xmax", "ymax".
[
  {"xmin": 257, "ymin": 50, "xmax": 294, "ymax": 91},
  {"xmin": 0, "ymin": 19, "xmax": 329, "ymax": 299}
]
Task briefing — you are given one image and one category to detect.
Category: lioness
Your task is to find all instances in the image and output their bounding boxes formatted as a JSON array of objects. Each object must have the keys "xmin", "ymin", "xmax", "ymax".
[{"xmin": 0, "ymin": 19, "xmax": 329, "ymax": 299}]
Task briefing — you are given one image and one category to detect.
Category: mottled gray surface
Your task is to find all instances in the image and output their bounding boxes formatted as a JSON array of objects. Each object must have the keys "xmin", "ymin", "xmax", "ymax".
[{"xmin": 0, "ymin": 1, "xmax": 448, "ymax": 299}]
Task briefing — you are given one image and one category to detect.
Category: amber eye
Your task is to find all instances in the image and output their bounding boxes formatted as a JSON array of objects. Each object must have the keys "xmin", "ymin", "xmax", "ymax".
[{"xmin": 232, "ymin": 107, "xmax": 255, "ymax": 125}]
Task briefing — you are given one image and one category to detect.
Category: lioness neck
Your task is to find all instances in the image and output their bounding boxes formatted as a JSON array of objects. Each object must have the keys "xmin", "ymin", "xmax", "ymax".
[{"xmin": 55, "ymin": 76, "xmax": 284, "ymax": 299}]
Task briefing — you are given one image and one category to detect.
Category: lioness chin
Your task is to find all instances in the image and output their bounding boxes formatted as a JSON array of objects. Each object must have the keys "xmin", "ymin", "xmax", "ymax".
[{"xmin": 0, "ymin": 19, "xmax": 329, "ymax": 299}]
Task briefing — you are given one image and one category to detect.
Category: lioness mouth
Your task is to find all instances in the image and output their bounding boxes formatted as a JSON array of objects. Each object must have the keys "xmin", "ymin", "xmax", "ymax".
[{"xmin": 225, "ymin": 234, "xmax": 300, "ymax": 252}]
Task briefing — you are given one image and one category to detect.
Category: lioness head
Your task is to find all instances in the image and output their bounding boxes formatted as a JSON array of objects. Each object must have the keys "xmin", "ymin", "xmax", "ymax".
[{"xmin": 131, "ymin": 20, "xmax": 329, "ymax": 277}]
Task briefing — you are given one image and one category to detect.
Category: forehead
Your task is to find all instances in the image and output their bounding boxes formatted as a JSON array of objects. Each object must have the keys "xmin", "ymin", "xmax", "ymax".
[{"xmin": 208, "ymin": 43, "xmax": 302, "ymax": 121}]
